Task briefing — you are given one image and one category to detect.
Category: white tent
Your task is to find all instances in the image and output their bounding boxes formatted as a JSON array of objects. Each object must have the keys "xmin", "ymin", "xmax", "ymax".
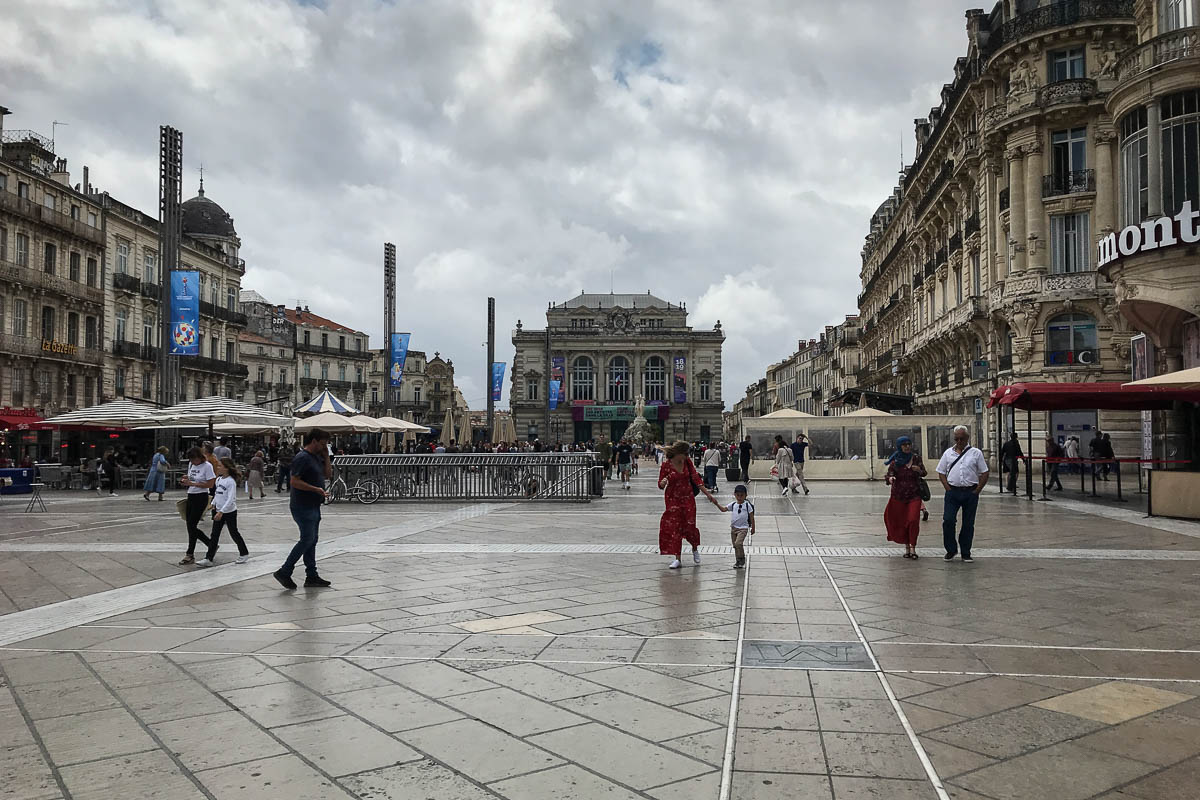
[
  {"xmin": 347, "ymin": 415, "xmax": 383, "ymax": 433},
  {"xmin": 1125, "ymin": 366, "xmax": 1200, "ymax": 390},
  {"xmin": 294, "ymin": 411, "xmax": 374, "ymax": 433},
  {"xmin": 760, "ymin": 408, "xmax": 816, "ymax": 419},
  {"xmin": 375, "ymin": 416, "xmax": 430, "ymax": 433},
  {"xmin": 42, "ymin": 399, "xmax": 163, "ymax": 428}
]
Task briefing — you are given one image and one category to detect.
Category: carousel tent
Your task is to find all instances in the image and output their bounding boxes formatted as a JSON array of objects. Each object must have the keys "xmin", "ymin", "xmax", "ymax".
[{"xmin": 294, "ymin": 389, "xmax": 358, "ymax": 415}]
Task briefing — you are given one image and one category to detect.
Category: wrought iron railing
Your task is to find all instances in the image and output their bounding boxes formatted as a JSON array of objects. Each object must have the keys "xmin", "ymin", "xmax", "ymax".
[
  {"xmin": 965, "ymin": 213, "xmax": 981, "ymax": 236},
  {"xmin": 140, "ymin": 281, "xmax": 161, "ymax": 300},
  {"xmin": 113, "ymin": 272, "xmax": 141, "ymax": 293},
  {"xmin": 1042, "ymin": 168, "xmax": 1095, "ymax": 197},
  {"xmin": 112, "ymin": 340, "xmax": 160, "ymax": 361},
  {"xmin": 330, "ymin": 453, "xmax": 602, "ymax": 502},
  {"xmin": 914, "ymin": 160, "xmax": 955, "ymax": 219},
  {"xmin": 295, "ymin": 340, "xmax": 373, "ymax": 360},
  {"xmin": 948, "ymin": 232, "xmax": 962, "ymax": 254},
  {"xmin": 989, "ymin": 0, "xmax": 1134, "ymax": 54}
]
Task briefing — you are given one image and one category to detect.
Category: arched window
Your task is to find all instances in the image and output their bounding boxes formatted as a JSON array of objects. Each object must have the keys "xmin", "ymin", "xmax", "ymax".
[
  {"xmin": 571, "ymin": 357, "xmax": 594, "ymax": 402},
  {"xmin": 1162, "ymin": 89, "xmax": 1200, "ymax": 217},
  {"xmin": 643, "ymin": 356, "xmax": 666, "ymax": 403},
  {"xmin": 1045, "ymin": 313, "xmax": 1099, "ymax": 366},
  {"xmin": 608, "ymin": 356, "xmax": 629, "ymax": 402}
]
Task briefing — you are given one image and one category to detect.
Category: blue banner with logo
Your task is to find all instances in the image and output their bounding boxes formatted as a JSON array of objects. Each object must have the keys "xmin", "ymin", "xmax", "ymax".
[
  {"xmin": 389, "ymin": 332, "xmax": 410, "ymax": 387},
  {"xmin": 491, "ymin": 362, "xmax": 506, "ymax": 402},
  {"xmin": 548, "ymin": 380, "xmax": 561, "ymax": 410},
  {"xmin": 169, "ymin": 270, "xmax": 199, "ymax": 355}
]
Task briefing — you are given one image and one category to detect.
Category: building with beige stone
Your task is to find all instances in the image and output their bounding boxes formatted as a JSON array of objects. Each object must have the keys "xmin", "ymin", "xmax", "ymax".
[
  {"xmin": 286, "ymin": 305, "xmax": 370, "ymax": 408},
  {"xmin": 856, "ymin": 0, "xmax": 1146, "ymax": 458},
  {"xmin": 365, "ymin": 348, "xmax": 453, "ymax": 427}
]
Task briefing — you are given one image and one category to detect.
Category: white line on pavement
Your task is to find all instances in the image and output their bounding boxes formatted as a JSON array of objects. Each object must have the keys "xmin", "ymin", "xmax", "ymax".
[
  {"xmin": 717, "ymin": 492, "xmax": 754, "ymax": 800},
  {"xmin": 874, "ymin": 641, "xmax": 1200, "ymax": 655}
]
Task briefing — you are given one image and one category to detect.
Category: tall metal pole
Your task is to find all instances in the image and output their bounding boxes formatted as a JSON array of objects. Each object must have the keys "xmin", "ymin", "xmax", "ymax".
[
  {"xmin": 383, "ymin": 243, "xmax": 396, "ymax": 418},
  {"xmin": 157, "ymin": 126, "xmax": 182, "ymax": 408},
  {"xmin": 487, "ymin": 297, "xmax": 495, "ymax": 438}
]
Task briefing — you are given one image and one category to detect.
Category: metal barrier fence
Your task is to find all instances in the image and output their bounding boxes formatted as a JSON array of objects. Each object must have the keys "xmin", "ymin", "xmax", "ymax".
[
  {"xmin": 998, "ymin": 457, "xmax": 1193, "ymax": 503},
  {"xmin": 329, "ymin": 453, "xmax": 603, "ymax": 503}
]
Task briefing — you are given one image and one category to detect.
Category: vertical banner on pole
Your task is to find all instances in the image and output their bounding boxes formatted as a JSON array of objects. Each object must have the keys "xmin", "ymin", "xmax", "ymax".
[
  {"xmin": 491, "ymin": 362, "xmax": 506, "ymax": 402},
  {"xmin": 389, "ymin": 333, "xmax": 410, "ymax": 387},
  {"xmin": 548, "ymin": 380, "xmax": 561, "ymax": 410},
  {"xmin": 169, "ymin": 270, "xmax": 199, "ymax": 355},
  {"xmin": 673, "ymin": 355, "xmax": 687, "ymax": 404},
  {"xmin": 551, "ymin": 356, "xmax": 565, "ymax": 404}
]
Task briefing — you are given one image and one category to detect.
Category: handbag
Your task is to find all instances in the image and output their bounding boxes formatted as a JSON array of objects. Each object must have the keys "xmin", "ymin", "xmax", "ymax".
[
  {"xmin": 917, "ymin": 477, "xmax": 932, "ymax": 502},
  {"xmin": 176, "ymin": 497, "xmax": 189, "ymax": 519}
]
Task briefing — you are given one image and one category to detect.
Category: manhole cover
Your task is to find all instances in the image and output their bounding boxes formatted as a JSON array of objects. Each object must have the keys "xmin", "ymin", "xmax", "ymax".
[{"xmin": 741, "ymin": 640, "xmax": 874, "ymax": 670}]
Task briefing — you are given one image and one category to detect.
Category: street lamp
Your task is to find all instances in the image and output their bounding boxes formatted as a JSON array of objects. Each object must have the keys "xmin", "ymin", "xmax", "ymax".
[{"xmin": 679, "ymin": 414, "xmax": 691, "ymax": 441}]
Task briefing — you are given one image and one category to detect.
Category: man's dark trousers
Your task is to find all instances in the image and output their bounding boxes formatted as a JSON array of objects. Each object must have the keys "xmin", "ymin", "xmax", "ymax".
[
  {"xmin": 740, "ymin": 457, "xmax": 750, "ymax": 483},
  {"xmin": 942, "ymin": 487, "xmax": 979, "ymax": 558},
  {"xmin": 1005, "ymin": 460, "xmax": 1018, "ymax": 494},
  {"xmin": 281, "ymin": 504, "xmax": 321, "ymax": 577}
]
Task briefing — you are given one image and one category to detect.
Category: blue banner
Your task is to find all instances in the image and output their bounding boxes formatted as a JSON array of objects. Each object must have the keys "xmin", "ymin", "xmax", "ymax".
[
  {"xmin": 491, "ymin": 362, "xmax": 506, "ymax": 402},
  {"xmin": 548, "ymin": 380, "xmax": 560, "ymax": 410},
  {"xmin": 169, "ymin": 270, "xmax": 199, "ymax": 355},
  {"xmin": 389, "ymin": 332, "xmax": 411, "ymax": 388}
]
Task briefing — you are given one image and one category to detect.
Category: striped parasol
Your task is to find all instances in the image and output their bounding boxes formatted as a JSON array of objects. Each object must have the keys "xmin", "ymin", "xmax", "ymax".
[
  {"xmin": 42, "ymin": 399, "xmax": 164, "ymax": 428},
  {"xmin": 294, "ymin": 389, "xmax": 358, "ymax": 415},
  {"xmin": 148, "ymin": 397, "xmax": 293, "ymax": 437}
]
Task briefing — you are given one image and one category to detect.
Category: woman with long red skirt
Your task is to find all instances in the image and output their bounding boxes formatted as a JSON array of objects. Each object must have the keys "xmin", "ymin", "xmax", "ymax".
[
  {"xmin": 884, "ymin": 436, "xmax": 927, "ymax": 559},
  {"xmin": 658, "ymin": 440, "xmax": 725, "ymax": 569}
]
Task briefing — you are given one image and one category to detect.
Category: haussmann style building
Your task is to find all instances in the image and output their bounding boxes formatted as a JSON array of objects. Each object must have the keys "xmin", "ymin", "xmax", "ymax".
[{"xmin": 510, "ymin": 292, "xmax": 725, "ymax": 445}]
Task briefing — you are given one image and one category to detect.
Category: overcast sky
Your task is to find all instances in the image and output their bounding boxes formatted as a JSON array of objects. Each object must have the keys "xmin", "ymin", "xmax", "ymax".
[{"xmin": 1, "ymin": 0, "xmax": 974, "ymax": 410}]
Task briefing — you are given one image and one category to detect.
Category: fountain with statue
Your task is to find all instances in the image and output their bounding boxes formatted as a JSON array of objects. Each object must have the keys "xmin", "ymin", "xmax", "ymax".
[{"xmin": 623, "ymin": 395, "xmax": 657, "ymax": 446}]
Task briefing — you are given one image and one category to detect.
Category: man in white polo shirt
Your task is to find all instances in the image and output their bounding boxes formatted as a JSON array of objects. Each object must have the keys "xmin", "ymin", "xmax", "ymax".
[{"xmin": 936, "ymin": 425, "xmax": 989, "ymax": 563}]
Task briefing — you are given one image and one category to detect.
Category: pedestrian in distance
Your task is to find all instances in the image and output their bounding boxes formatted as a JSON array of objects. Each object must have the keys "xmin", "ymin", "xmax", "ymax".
[
  {"xmin": 1045, "ymin": 436, "xmax": 1065, "ymax": 491},
  {"xmin": 1099, "ymin": 432, "xmax": 1116, "ymax": 480},
  {"xmin": 1000, "ymin": 431, "xmax": 1023, "ymax": 494},
  {"xmin": 99, "ymin": 448, "xmax": 120, "ymax": 497},
  {"xmin": 615, "ymin": 438, "xmax": 634, "ymax": 491},
  {"xmin": 275, "ymin": 443, "xmax": 293, "ymax": 493},
  {"xmin": 739, "ymin": 435, "xmax": 753, "ymax": 483},
  {"xmin": 772, "ymin": 435, "xmax": 796, "ymax": 497},
  {"xmin": 143, "ymin": 446, "xmax": 170, "ymax": 501},
  {"xmin": 789, "ymin": 433, "xmax": 810, "ymax": 495},
  {"xmin": 178, "ymin": 447, "xmax": 215, "ymax": 565},
  {"xmin": 728, "ymin": 484, "xmax": 754, "ymax": 569},
  {"xmin": 936, "ymin": 425, "xmax": 989, "ymax": 563},
  {"xmin": 658, "ymin": 441, "xmax": 724, "ymax": 569},
  {"xmin": 884, "ymin": 436, "xmax": 926, "ymax": 559},
  {"xmin": 1064, "ymin": 435, "xmax": 1080, "ymax": 474},
  {"xmin": 202, "ymin": 442, "xmax": 220, "ymax": 497},
  {"xmin": 247, "ymin": 450, "xmax": 266, "ymax": 499},
  {"xmin": 274, "ymin": 428, "xmax": 333, "ymax": 590},
  {"xmin": 213, "ymin": 438, "xmax": 232, "ymax": 461},
  {"xmin": 597, "ymin": 437, "xmax": 613, "ymax": 481},
  {"xmin": 702, "ymin": 442, "xmax": 721, "ymax": 491},
  {"xmin": 196, "ymin": 458, "xmax": 250, "ymax": 567}
]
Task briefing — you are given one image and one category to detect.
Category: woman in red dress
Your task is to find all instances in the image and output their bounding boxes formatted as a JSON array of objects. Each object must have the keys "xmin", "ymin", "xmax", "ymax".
[
  {"xmin": 658, "ymin": 441, "xmax": 725, "ymax": 569},
  {"xmin": 884, "ymin": 436, "xmax": 926, "ymax": 559}
]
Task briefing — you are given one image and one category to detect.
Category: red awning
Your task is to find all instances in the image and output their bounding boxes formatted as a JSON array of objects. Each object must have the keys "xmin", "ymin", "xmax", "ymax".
[
  {"xmin": 0, "ymin": 413, "xmax": 54, "ymax": 431},
  {"xmin": 987, "ymin": 382, "xmax": 1200, "ymax": 411}
]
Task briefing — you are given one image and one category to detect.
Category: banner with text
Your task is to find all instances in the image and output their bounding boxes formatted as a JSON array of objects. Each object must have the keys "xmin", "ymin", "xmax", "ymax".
[
  {"xmin": 551, "ymin": 356, "xmax": 565, "ymax": 404},
  {"xmin": 491, "ymin": 362, "xmax": 506, "ymax": 402},
  {"xmin": 673, "ymin": 355, "xmax": 687, "ymax": 404},
  {"xmin": 389, "ymin": 333, "xmax": 411, "ymax": 387},
  {"xmin": 169, "ymin": 270, "xmax": 200, "ymax": 356},
  {"xmin": 548, "ymin": 380, "xmax": 561, "ymax": 410}
]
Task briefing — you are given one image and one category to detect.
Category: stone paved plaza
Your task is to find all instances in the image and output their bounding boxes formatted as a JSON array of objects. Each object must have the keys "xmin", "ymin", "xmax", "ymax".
[{"xmin": 3, "ymin": 468, "xmax": 1200, "ymax": 800}]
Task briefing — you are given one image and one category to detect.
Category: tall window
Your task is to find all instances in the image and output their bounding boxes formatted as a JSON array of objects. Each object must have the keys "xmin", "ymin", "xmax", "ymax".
[
  {"xmin": 339, "ymin": 335, "xmax": 346, "ymax": 351},
  {"xmin": 115, "ymin": 366, "xmax": 126, "ymax": 396},
  {"xmin": 1161, "ymin": 89, "xmax": 1200, "ymax": 217},
  {"xmin": 1050, "ymin": 127, "xmax": 1088, "ymax": 194},
  {"xmin": 355, "ymin": 366, "xmax": 363, "ymax": 383},
  {"xmin": 115, "ymin": 309, "xmax": 127, "ymax": 341},
  {"xmin": 210, "ymin": 337, "xmax": 218, "ymax": 360},
  {"xmin": 338, "ymin": 365, "xmax": 346, "ymax": 382},
  {"xmin": 971, "ymin": 251, "xmax": 981, "ymax": 296},
  {"xmin": 12, "ymin": 369, "xmax": 25, "ymax": 406},
  {"xmin": 954, "ymin": 267, "xmax": 963, "ymax": 305},
  {"xmin": 227, "ymin": 287, "xmax": 236, "ymax": 310},
  {"xmin": 700, "ymin": 378, "xmax": 712, "ymax": 402},
  {"xmin": 144, "ymin": 251, "xmax": 157, "ymax": 285},
  {"xmin": 85, "ymin": 316, "xmax": 97, "ymax": 349},
  {"xmin": 1121, "ymin": 108, "xmax": 1150, "ymax": 225},
  {"xmin": 1048, "ymin": 47, "xmax": 1084, "ymax": 82},
  {"xmin": 43, "ymin": 193, "xmax": 57, "ymax": 211},
  {"xmin": 226, "ymin": 341, "xmax": 234, "ymax": 362},
  {"xmin": 1161, "ymin": 0, "xmax": 1196, "ymax": 31},
  {"xmin": 210, "ymin": 282, "xmax": 219, "ymax": 306},
  {"xmin": 607, "ymin": 356, "xmax": 630, "ymax": 402},
  {"xmin": 413, "ymin": 385, "xmax": 421, "ymax": 403},
  {"xmin": 571, "ymin": 357, "xmax": 594, "ymax": 401},
  {"xmin": 1046, "ymin": 313, "xmax": 1099, "ymax": 366},
  {"xmin": 40, "ymin": 306, "xmax": 54, "ymax": 339},
  {"xmin": 86, "ymin": 257, "xmax": 97, "ymax": 287},
  {"xmin": 85, "ymin": 375, "xmax": 95, "ymax": 405},
  {"xmin": 67, "ymin": 312, "xmax": 78, "ymax": 345},
  {"xmin": 0, "ymin": 226, "xmax": 6, "ymax": 260},
  {"xmin": 115, "ymin": 241, "xmax": 129, "ymax": 274},
  {"xmin": 526, "ymin": 377, "xmax": 539, "ymax": 401},
  {"xmin": 321, "ymin": 333, "xmax": 328, "ymax": 348},
  {"xmin": 43, "ymin": 243, "xmax": 56, "ymax": 274},
  {"xmin": 320, "ymin": 362, "xmax": 329, "ymax": 380},
  {"xmin": 303, "ymin": 361, "xmax": 311, "ymax": 379},
  {"xmin": 69, "ymin": 251, "xmax": 80, "ymax": 281},
  {"xmin": 1050, "ymin": 212, "xmax": 1090, "ymax": 273},
  {"xmin": 16, "ymin": 233, "xmax": 28, "ymax": 266},
  {"xmin": 65, "ymin": 374, "xmax": 76, "ymax": 407},
  {"xmin": 142, "ymin": 372, "xmax": 152, "ymax": 399},
  {"xmin": 13, "ymin": 298, "xmax": 27, "ymax": 336},
  {"xmin": 144, "ymin": 314, "xmax": 155, "ymax": 347},
  {"xmin": 643, "ymin": 356, "xmax": 666, "ymax": 403}
]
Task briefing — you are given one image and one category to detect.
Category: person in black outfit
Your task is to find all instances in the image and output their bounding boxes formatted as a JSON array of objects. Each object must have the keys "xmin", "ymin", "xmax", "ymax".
[
  {"xmin": 1000, "ymin": 432, "xmax": 1023, "ymax": 494},
  {"xmin": 739, "ymin": 435, "xmax": 753, "ymax": 483},
  {"xmin": 1045, "ymin": 436, "xmax": 1065, "ymax": 491},
  {"xmin": 1098, "ymin": 433, "xmax": 1116, "ymax": 480},
  {"xmin": 789, "ymin": 434, "xmax": 810, "ymax": 495}
]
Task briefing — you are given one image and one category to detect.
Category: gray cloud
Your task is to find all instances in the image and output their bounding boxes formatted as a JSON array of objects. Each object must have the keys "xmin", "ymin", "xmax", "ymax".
[{"xmin": 1, "ymin": 0, "xmax": 971, "ymax": 407}]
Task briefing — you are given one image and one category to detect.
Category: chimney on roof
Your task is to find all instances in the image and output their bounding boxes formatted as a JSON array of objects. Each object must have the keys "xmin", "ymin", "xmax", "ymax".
[
  {"xmin": 295, "ymin": 304, "xmax": 302, "ymax": 313},
  {"xmin": 304, "ymin": 305, "xmax": 309, "ymax": 312},
  {"xmin": 51, "ymin": 158, "xmax": 70, "ymax": 187}
]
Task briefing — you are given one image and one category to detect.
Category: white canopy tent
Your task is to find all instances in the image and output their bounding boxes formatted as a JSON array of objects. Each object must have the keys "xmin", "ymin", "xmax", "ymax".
[
  {"xmin": 294, "ymin": 389, "xmax": 358, "ymax": 415},
  {"xmin": 149, "ymin": 397, "xmax": 293, "ymax": 432},
  {"xmin": 42, "ymin": 399, "xmax": 164, "ymax": 428},
  {"xmin": 294, "ymin": 411, "xmax": 374, "ymax": 433},
  {"xmin": 1125, "ymin": 366, "xmax": 1200, "ymax": 390}
]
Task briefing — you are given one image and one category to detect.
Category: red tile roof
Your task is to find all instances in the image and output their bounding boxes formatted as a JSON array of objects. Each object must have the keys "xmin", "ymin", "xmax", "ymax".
[
  {"xmin": 237, "ymin": 331, "xmax": 282, "ymax": 346},
  {"xmin": 283, "ymin": 308, "xmax": 362, "ymax": 335}
]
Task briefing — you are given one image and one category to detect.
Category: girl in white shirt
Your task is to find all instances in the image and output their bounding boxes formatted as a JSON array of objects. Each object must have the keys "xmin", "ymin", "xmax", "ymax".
[
  {"xmin": 179, "ymin": 447, "xmax": 215, "ymax": 565},
  {"xmin": 196, "ymin": 458, "xmax": 250, "ymax": 567}
]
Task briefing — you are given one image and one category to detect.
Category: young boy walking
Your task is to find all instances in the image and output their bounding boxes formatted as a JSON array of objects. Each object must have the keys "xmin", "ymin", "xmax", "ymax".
[{"xmin": 729, "ymin": 484, "xmax": 755, "ymax": 569}]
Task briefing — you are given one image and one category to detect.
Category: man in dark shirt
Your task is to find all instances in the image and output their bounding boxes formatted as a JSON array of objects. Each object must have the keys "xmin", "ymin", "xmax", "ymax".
[
  {"xmin": 615, "ymin": 439, "xmax": 634, "ymax": 490},
  {"xmin": 739, "ymin": 436, "xmax": 753, "ymax": 483},
  {"xmin": 274, "ymin": 428, "xmax": 333, "ymax": 590},
  {"xmin": 789, "ymin": 434, "xmax": 810, "ymax": 495},
  {"xmin": 275, "ymin": 444, "xmax": 294, "ymax": 494},
  {"xmin": 1000, "ymin": 431, "xmax": 1023, "ymax": 494}
]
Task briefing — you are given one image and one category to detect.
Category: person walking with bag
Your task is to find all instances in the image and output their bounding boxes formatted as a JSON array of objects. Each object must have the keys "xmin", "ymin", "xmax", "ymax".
[
  {"xmin": 772, "ymin": 435, "xmax": 795, "ymax": 497},
  {"xmin": 178, "ymin": 447, "xmax": 215, "ymax": 565},
  {"xmin": 142, "ymin": 446, "xmax": 170, "ymax": 501},
  {"xmin": 274, "ymin": 428, "xmax": 333, "ymax": 589},
  {"xmin": 658, "ymin": 441, "xmax": 724, "ymax": 570},
  {"xmin": 884, "ymin": 437, "xmax": 927, "ymax": 559},
  {"xmin": 196, "ymin": 458, "xmax": 250, "ymax": 567},
  {"xmin": 936, "ymin": 425, "xmax": 989, "ymax": 563},
  {"xmin": 789, "ymin": 433, "xmax": 810, "ymax": 495},
  {"xmin": 247, "ymin": 450, "xmax": 266, "ymax": 500}
]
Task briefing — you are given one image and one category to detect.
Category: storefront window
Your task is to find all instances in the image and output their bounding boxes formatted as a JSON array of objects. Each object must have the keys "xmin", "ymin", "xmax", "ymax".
[{"xmin": 1046, "ymin": 313, "xmax": 1099, "ymax": 366}]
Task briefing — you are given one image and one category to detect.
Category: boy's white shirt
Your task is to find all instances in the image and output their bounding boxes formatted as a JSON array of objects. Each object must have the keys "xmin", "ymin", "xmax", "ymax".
[{"xmin": 729, "ymin": 498, "xmax": 754, "ymax": 529}]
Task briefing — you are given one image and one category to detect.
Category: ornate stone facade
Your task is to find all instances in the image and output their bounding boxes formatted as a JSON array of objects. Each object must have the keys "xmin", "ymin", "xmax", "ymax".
[
  {"xmin": 510, "ymin": 292, "xmax": 724, "ymax": 445},
  {"xmin": 857, "ymin": 0, "xmax": 1143, "ymax": 458}
]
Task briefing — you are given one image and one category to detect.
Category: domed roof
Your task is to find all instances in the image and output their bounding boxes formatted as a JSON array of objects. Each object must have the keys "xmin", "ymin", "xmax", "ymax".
[{"xmin": 181, "ymin": 184, "xmax": 237, "ymax": 239}]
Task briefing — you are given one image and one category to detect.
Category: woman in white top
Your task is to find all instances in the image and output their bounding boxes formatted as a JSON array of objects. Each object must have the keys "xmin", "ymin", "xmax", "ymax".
[
  {"xmin": 178, "ymin": 447, "xmax": 215, "ymax": 565},
  {"xmin": 772, "ymin": 435, "xmax": 796, "ymax": 497},
  {"xmin": 196, "ymin": 458, "xmax": 250, "ymax": 566}
]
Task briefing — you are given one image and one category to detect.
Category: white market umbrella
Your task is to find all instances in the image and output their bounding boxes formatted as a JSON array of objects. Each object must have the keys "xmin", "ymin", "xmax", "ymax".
[
  {"xmin": 842, "ymin": 407, "xmax": 895, "ymax": 417},
  {"xmin": 294, "ymin": 411, "xmax": 368, "ymax": 433},
  {"xmin": 457, "ymin": 412, "xmax": 473, "ymax": 447},
  {"xmin": 347, "ymin": 415, "xmax": 383, "ymax": 433},
  {"xmin": 215, "ymin": 423, "xmax": 285, "ymax": 436},
  {"xmin": 149, "ymin": 397, "xmax": 293, "ymax": 430},
  {"xmin": 761, "ymin": 408, "xmax": 816, "ymax": 419},
  {"xmin": 294, "ymin": 389, "xmax": 358, "ymax": 415},
  {"xmin": 375, "ymin": 416, "xmax": 430, "ymax": 433},
  {"xmin": 1124, "ymin": 366, "xmax": 1200, "ymax": 390},
  {"xmin": 42, "ymin": 399, "xmax": 163, "ymax": 428},
  {"xmin": 440, "ymin": 406, "xmax": 455, "ymax": 444}
]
